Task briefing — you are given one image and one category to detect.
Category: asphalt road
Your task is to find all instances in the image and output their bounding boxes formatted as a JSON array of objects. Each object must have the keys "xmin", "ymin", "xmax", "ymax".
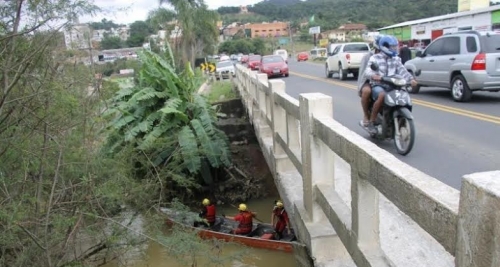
[{"xmin": 276, "ymin": 60, "xmax": 500, "ymax": 190}]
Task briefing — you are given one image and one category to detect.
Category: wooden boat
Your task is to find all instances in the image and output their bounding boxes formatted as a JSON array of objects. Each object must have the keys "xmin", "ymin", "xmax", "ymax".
[{"xmin": 160, "ymin": 207, "xmax": 304, "ymax": 253}]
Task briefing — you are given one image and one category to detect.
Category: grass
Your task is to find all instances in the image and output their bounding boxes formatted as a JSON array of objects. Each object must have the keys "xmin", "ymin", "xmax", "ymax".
[{"xmin": 206, "ymin": 80, "xmax": 237, "ymax": 103}]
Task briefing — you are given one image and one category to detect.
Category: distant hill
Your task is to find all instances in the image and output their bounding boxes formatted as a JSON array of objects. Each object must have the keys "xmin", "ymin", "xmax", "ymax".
[{"xmin": 217, "ymin": 0, "xmax": 457, "ymax": 30}]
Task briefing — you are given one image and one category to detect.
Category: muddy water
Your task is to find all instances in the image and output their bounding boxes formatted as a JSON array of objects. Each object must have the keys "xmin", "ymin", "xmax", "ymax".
[{"xmin": 103, "ymin": 195, "xmax": 298, "ymax": 267}]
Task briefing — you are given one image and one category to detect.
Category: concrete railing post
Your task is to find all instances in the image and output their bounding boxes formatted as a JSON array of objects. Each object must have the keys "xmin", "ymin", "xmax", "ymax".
[
  {"xmin": 269, "ymin": 80, "xmax": 294, "ymax": 173},
  {"xmin": 256, "ymin": 73, "xmax": 268, "ymax": 123},
  {"xmin": 299, "ymin": 93, "xmax": 334, "ymax": 220},
  {"xmin": 455, "ymin": 171, "xmax": 500, "ymax": 267}
]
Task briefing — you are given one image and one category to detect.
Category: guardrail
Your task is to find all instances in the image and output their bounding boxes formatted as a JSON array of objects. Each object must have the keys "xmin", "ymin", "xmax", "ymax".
[{"xmin": 233, "ymin": 63, "xmax": 500, "ymax": 267}]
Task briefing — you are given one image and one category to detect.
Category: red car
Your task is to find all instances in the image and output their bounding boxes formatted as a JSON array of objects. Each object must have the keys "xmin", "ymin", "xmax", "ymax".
[
  {"xmin": 241, "ymin": 55, "xmax": 249, "ymax": 63},
  {"xmin": 297, "ymin": 52, "xmax": 309, "ymax": 61},
  {"xmin": 247, "ymin": 55, "xmax": 262, "ymax": 70},
  {"xmin": 259, "ymin": 55, "xmax": 289, "ymax": 78}
]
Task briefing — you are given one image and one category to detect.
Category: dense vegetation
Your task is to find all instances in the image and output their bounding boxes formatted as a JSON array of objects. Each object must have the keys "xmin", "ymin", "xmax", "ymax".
[
  {"xmin": 0, "ymin": 0, "xmax": 235, "ymax": 266},
  {"xmin": 218, "ymin": 0, "xmax": 459, "ymax": 30}
]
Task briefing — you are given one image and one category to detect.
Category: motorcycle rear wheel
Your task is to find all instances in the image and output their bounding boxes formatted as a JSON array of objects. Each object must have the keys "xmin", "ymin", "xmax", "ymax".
[{"xmin": 393, "ymin": 116, "xmax": 415, "ymax": 155}]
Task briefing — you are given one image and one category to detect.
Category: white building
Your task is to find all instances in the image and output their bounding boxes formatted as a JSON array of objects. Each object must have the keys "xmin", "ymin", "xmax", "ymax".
[
  {"xmin": 378, "ymin": 5, "xmax": 500, "ymax": 41},
  {"xmin": 63, "ymin": 24, "xmax": 92, "ymax": 50}
]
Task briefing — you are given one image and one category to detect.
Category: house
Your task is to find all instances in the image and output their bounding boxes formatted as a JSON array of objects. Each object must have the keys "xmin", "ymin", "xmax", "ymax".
[
  {"xmin": 338, "ymin": 23, "xmax": 367, "ymax": 41},
  {"xmin": 248, "ymin": 21, "xmax": 289, "ymax": 38},
  {"xmin": 63, "ymin": 24, "xmax": 92, "ymax": 50},
  {"xmin": 321, "ymin": 29, "xmax": 346, "ymax": 42}
]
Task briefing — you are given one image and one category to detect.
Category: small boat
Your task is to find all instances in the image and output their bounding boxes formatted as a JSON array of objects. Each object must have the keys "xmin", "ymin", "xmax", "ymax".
[{"xmin": 160, "ymin": 208, "xmax": 304, "ymax": 253}]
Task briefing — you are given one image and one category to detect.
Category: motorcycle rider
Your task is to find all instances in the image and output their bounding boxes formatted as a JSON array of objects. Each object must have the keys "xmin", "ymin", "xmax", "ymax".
[
  {"xmin": 363, "ymin": 35, "xmax": 418, "ymax": 135},
  {"xmin": 358, "ymin": 34, "xmax": 384, "ymax": 128}
]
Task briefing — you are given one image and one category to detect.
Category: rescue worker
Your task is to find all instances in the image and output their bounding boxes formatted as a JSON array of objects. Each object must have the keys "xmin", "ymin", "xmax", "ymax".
[
  {"xmin": 271, "ymin": 200, "xmax": 291, "ymax": 239},
  {"xmin": 225, "ymin": 203, "xmax": 256, "ymax": 235},
  {"xmin": 196, "ymin": 198, "xmax": 216, "ymax": 228}
]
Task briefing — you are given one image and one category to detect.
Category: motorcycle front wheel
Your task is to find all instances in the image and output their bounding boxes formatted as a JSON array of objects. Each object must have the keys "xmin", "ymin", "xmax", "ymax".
[{"xmin": 393, "ymin": 116, "xmax": 415, "ymax": 155}]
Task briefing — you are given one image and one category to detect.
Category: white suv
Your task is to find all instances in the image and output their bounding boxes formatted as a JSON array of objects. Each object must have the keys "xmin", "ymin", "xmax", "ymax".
[{"xmin": 325, "ymin": 42, "xmax": 370, "ymax": 80}]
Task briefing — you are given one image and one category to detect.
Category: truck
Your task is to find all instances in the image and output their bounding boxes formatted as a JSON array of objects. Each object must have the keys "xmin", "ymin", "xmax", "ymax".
[{"xmin": 325, "ymin": 42, "xmax": 371, "ymax": 80}]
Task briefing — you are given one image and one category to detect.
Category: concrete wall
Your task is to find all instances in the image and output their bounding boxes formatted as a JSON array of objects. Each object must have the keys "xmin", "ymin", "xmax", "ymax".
[{"xmin": 233, "ymin": 64, "xmax": 500, "ymax": 267}]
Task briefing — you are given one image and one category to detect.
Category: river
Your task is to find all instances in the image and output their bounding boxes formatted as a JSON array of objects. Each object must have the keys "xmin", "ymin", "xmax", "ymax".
[{"xmin": 102, "ymin": 195, "xmax": 298, "ymax": 267}]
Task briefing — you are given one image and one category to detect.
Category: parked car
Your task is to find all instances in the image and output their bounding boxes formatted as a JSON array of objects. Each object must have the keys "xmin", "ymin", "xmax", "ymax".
[
  {"xmin": 405, "ymin": 30, "xmax": 500, "ymax": 102},
  {"xmin": 247, "ymin": 55, "xmax": 262, "ymax": 70},
  {"xmin": 297, "ymin": 52, "xmax": 309, "ymax": 61},
  {"xmin": 325, "ymin": 42, "xmax": 370, "ymax": 80},
  {"xmin": 215, "ymin": 60, "xmax": 235, "ymax": 79},
  {"xmin": 259, "ymin": 55, "xmax": 289, "ymax": 78}
]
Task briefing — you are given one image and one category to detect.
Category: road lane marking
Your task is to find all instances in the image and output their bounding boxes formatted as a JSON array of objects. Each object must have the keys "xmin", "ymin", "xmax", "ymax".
[{"xmin": 290, "ymin": 71, "xmax": 500, "ymax": 125}]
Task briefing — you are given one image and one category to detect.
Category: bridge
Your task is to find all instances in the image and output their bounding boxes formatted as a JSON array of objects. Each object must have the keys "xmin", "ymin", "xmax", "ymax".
[{"xmin": 232, "ymin": 63, "xmax": 500, "ymax": 267}]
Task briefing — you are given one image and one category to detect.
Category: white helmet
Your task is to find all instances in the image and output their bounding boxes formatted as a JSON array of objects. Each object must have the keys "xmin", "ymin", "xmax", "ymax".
[{"xmin": 373, "ymin": 34, "xmax": 385, "ymax": 50}]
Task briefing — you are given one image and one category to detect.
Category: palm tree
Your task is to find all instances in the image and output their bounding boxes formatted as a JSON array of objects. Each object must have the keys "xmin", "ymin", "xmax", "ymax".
[{"xmin": 159, "ymin": 0, "xmax": 219, "ymax": 67}]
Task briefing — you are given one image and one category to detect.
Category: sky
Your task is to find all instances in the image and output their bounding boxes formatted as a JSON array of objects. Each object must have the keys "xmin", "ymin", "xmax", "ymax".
[{"xmin": 80, "ymin": 0, "xmax": 262, "ymax": 24}]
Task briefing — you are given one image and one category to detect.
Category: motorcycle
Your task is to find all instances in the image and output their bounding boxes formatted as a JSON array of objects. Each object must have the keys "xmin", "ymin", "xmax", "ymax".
[{"xmin": 359, "ymin": 63, "xmax": 420, "ymax": 156}]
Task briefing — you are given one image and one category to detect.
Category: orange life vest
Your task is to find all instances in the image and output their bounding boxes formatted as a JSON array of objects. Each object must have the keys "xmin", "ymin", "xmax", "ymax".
[
  {"xmin": 238, "ymin": 211, "xmax": 253, "ymax": 233},
  {"xmin": 205, "ymin": 204, "xmax": 216, "ymax": 223}
]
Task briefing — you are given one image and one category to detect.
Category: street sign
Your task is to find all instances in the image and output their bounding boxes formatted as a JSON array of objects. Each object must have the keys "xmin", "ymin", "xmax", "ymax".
[
  {"xmin": 279, "ymin": 38, "xmax": 289, "ymax": 45},
  {"xmin": 319, "ymin": 39, "xmax": 329, "ymax": 47},
  {"xmin": 309, "ymin": 26, "xmax": 320, "ymax": 34},
  {"xmin": 200, "ymin": 63, "xmax": 207, "ymax": 71},
  {"xmin": 208, "ymin": 63, "xmax": 215, "ymax": 72}
]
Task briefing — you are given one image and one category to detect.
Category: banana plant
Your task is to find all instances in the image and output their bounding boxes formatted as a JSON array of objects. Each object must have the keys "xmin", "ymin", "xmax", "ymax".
[{"xmin": 102, "ymin": 46, "xmax": 230, "ymax": 188}]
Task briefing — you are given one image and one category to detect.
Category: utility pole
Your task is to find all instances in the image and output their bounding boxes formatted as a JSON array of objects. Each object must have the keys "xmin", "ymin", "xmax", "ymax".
[{"xmin": 288, "ymin": 21, "xmax": 295, "ymax": 58}]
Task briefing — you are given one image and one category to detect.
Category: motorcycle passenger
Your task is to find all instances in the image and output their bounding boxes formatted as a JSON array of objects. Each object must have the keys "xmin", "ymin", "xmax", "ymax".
[
  {"xmin": 363, "ymin": 35, "xmax": 418, "ymax": 135},
  {"xmin": 358, "ymin": 35, "xmax": 384, "ymax": 128}
]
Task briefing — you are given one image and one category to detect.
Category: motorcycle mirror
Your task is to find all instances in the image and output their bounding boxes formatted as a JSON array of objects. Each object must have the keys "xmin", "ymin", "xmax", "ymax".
[
  {"xmin": 370, "ymin": 62, "xmax": 379, "ymax": 71},
  {"xmin": 415, "ymin": 69, "xmax": 421, "ymax": 76}
]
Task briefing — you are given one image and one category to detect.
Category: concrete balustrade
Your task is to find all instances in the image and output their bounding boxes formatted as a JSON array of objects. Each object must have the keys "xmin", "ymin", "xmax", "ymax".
[{"xmin": 233, "ymin": 64, "xmax": 500, "ymax": 267}]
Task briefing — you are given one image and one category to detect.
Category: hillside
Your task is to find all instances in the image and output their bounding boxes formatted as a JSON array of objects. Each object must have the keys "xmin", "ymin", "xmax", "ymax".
[{"xmin": 217, "ymin": 0, "xmax": 458, "ymax": 30}]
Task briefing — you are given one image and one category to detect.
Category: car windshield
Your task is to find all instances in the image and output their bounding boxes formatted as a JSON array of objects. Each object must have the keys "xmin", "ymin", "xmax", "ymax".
[
  {"xmin": 217, "ymin": 61, "xmax": 233, "ymax": 68},
  {"xmin": 262, "ymin": 56, "xmax": 283, "ymax": 63},
  {"xmin": 276, "ymin": 51, "xmax": 286, "ymax": 55},
  {"xmin": 344, "ymin": 44, "xmax": 369, "ymax": 52},
  {"xmin": 481, "ymin": 35, "xmax": 500, "ymax": 53},
  {"xmin": 249, "ymin": 55, "xmax": 261, "ymax": 61}
]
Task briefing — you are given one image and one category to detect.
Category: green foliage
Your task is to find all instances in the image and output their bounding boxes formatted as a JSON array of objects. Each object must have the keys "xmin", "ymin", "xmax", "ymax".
[
  {"xmin": 89, "ymin": 18, "xmax": 123, "ymax": 30},
  {"xmin": 127, "ymin": 21, "xmax": 155, "ymax": 47},
  {"xmin": 206, "ymin": 81, "xmax": 236, "ymax": 103},
  {"xmin": 217, "ymin": 0, "xmax": 457, "ymax": 30},
  {"xmin": 103, "ymin": 46, "xmax": 231, "ymax": 205},
  {"xmin": 100, "ymin": 34, "xmax": 124, "ymax": 50},
  {"xmin": 218, "ymin": 38, "xmax": 266, "ymax": 55}
]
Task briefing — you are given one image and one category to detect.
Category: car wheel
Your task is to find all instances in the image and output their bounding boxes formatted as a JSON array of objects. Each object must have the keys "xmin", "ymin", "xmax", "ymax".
[
  {"xmin": 325, "ymin": 64, "xmax": 333, "ymax": 78},
  {"xmin": 339, "ymin": 64, "xmax": 347, "ymax": 80},
  {"xmin": 451, "ymin": 74, "xmax": 472, "ymax": 102}
]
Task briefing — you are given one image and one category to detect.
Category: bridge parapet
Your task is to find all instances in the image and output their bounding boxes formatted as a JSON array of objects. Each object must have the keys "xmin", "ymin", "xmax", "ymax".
[{"xmin": 233, "ymin": 64, "xmax": 500, "ymax": 267}]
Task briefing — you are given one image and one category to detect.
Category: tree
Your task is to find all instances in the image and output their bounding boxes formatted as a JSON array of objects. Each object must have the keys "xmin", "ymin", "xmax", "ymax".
[
  {"xmin": 147, "ymin": 8, "xmax": 177, "ymax": 32},
  {"xmin": 0, "ymin": 0, "xmax": 155, "ymax": 265},
  {"xmin": 159, "ymin": 0, "xmax": 220, "ymax": 67},
  {"xmin": 100, "ymin": 34, "xmax": 123, "ymax": 49},
  {"xmin": 127, "ymin": 21, "xmax": 153, "ymax": 47},
  {"xmin": 103, "ymin": 46, "xmax": 231, "ymax": 205},
  {"xmin": 89, "ymin": 18, "xmax": 122, "ymax": 30}
]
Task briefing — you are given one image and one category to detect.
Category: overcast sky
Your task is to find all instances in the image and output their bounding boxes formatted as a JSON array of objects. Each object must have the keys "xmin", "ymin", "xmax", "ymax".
[{"xmin": 80, "ymin": 0, "xmax": 262, "ymax": 24}]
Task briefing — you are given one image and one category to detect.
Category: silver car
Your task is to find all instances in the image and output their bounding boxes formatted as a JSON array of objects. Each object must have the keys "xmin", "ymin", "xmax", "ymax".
[{"xmin": 404, "ymin": 30, "xmax": 500, "ymax": 102}]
